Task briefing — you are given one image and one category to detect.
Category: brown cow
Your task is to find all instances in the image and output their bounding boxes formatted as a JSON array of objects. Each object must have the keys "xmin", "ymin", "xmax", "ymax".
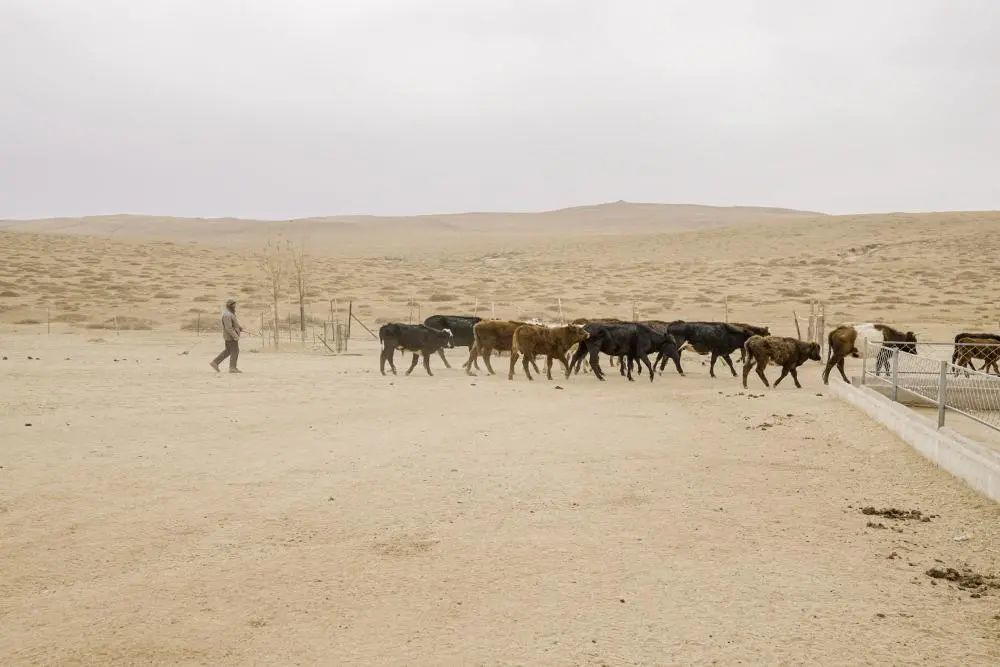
[
  {"xmin": 509, "ymin": 324, "xmax": 590, "ymax": 381},
  {"xmin": 464, "ymin": 320, "xmax": 538, "ymax": 376},
  {"xmin": 954, "ymin": 336, "xmax": 1000, "ymax": 376},
  {"xmin": 823, "ymin": 325, "xmax": 859, "ymax": 384},
  {"xmin": 742, "ymin": 335, "xmax": 822, "ymax": 389}
]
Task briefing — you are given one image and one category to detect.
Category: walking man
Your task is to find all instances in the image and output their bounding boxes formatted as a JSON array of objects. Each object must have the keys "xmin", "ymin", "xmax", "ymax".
[{"xmin": 210, "ymin": 299, "xmax": 244, "ymax": 373}]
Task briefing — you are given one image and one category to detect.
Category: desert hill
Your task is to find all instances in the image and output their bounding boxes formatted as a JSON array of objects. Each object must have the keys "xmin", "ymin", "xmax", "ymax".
[{"xmin": 0, "ymin": 201, "xmax": 823, "ymax": 252}]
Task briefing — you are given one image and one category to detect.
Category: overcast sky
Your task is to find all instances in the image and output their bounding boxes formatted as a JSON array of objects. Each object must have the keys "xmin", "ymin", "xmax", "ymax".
[{"xmin": 2, "ymin": 1, "xmax": 998, "ymax": 219}]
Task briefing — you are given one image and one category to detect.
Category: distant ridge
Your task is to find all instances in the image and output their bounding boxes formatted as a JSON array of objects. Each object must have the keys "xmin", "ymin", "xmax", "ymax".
[{"xmin": 0, "ymin": 201, "xmax": 826, "ymax": 251}]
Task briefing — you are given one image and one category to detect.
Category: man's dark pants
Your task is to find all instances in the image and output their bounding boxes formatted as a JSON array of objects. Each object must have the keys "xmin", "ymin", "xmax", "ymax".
[{"xmin": 212, "ymin": 340, "xmax": 239, "ymax": 370}]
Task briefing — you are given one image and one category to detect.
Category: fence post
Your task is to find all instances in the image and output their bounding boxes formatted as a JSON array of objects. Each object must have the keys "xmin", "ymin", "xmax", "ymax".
[
  {"xmin": 937, "ymin": 360, "xmax": 948, "ymax": 428},
  {"xmin": 861, "ymin": 339, "xmax": 867, "ymax": 385},
  {"xmin": 196, "ymin": 313, "xmax": 201, "ymax": 336},
  {"xmin": 47, "ymin": 306, "xmax": 50, "ymax": 335},
  {"xmin": 891, "ymin": 347, "xmax": 900, "ymax": 401}
]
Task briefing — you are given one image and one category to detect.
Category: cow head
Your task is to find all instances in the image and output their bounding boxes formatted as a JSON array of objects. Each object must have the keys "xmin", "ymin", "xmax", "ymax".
[
  {"xmin": 568, "ymin": 324, "xmax": 590, "ymax": 344},
  {"xmin": 440, "ymin": 328, "xmax": 455, "ymax": 348},
  {"xmin": 803, "ymin": 341, "xmax": 822, "ymax": 361}
]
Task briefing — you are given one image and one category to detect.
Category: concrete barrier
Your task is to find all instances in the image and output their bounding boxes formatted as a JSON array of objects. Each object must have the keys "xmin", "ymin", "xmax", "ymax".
[{"xmin": 827, "ymin": 377, "xmax": 1000, "ymax": 502}]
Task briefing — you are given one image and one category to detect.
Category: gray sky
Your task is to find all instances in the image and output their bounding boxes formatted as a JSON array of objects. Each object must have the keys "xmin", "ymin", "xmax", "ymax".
[{"xmin": 3, "ymin": 0, "xmax": 999, "ymax": 219}]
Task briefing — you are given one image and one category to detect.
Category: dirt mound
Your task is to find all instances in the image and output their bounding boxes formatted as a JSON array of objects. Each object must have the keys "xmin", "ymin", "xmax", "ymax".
[
  {"xmin": 926, "ymin": 567, "xmax": 1000, "ymax": 596},
  {"xmin": 860, "ymin": 507, "xmax": 934, "ymax": 522}
]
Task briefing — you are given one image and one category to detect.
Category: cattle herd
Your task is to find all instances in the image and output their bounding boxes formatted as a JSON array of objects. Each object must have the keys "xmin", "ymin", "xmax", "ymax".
[
  {"xmin": 379, "ymin": 316, "xmax": 824, "ymax": 389},
  {"xmin": 378, "ymin": 316, "xmax": 1000, "ymax": 389}
]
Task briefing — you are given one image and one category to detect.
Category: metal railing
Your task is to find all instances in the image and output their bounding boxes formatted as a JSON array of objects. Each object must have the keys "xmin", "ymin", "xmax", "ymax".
[{"xmin": 862, "ymin": 339, "xmax": 1000, "ymax": 432}]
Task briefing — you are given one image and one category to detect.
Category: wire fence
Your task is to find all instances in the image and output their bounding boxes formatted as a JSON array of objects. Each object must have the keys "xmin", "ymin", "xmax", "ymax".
[{"xmin": 862, "ymin": 339, "xmax": 1000, "ymax": 433}]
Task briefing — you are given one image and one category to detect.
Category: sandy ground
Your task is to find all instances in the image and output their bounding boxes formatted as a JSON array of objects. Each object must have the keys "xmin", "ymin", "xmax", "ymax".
[
  {"xmin": 2, "ymin": 207, "xmax": 1000, "ymax": 663},
  {"xmin": 2, "ymin": 329, "xmax": 999, "ymax": 665}
]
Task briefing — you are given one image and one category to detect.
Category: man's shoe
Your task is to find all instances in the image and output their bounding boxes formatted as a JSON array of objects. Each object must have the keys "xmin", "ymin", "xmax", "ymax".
[
  {"xmin": 209, "ymin": 362, "xmax": 220, "ymax": 372},
  {"xmin": 229, "ymin": 368, "xmax": 242, "ymax": 374}
]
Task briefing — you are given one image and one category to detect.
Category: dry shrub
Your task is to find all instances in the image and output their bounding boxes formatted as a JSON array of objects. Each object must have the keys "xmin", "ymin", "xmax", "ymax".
[
  {"xmin": 52, "ymin": 313, "xmax": 89, "ymax": 323},
  {"xmin": 15, "ymin": 318, "xmax": 41, "ymax": 325},
  {"xmin": 428, "ymin": 293, "xmax": 457, "ymax": 302},
  {"xmin": 0, "ymin": 290, "xmax": 19, "ymax": 297},
  {"xmin": 154, "ymin": 291, "xmax": 178, "ymax": 299},
  {"xmin": 181, "ymin": 317, "xmax": 221, "ymax": 332},
  {"xmin": 192, "ymin": 294, "xmax": 216, "ymax": 302},
  {"xmin": 86, "ymin": 316, "xmax": 157, "ymax": 331}
]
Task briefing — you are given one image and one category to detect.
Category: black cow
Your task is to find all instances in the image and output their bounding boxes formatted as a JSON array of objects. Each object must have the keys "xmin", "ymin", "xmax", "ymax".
[
  {"xmin": 424, "ymin": 314, "xmax": 482, "ymax": 370},
  {"xmin": 379, "ymin": 323, "xmax": 453, "ymax": 376},
  {"xmin": 570, "ymin": 322, "xmax": 683, "ymax": 381},
  {"xmin": 951, "ymin": 332, "xmax": 1000, "ymax": 370},
  {"xmin": 666, "ymin": 321, "xmax": 756, "ymax": 378},
  {"xmin": 873, "ymin": 324, "xmax": 918, "ymax": 376}
]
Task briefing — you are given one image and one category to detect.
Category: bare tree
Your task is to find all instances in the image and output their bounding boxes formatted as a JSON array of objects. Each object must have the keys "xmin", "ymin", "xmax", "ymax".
[
  {"xmin": 258, "ymin": 237, "xmax": 287, "ymax": 349},
  {"xmin": 289, "ymin": 239, "xmax": 311, "ymax": 341}
]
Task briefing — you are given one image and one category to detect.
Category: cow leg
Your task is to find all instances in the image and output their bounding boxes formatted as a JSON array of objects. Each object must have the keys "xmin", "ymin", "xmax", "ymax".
[
  {"xmin": 570, "ymin": 344, "xmax": 588, "ymax": 375},
  {"xmin": 773, "ymin": 366, "xmax": 790, "ymax": 387},
  {"xmin": 670, "ymin": 351, "xmax": 684, "ymax": 376},
  {"xmin": 383, "ymin": 347, "xmax": 397, "ymax": 375},
  {"xmin": 755, "ymin": 359, "xmax": 770, "ymax": 387},
  {"xmin": 722, "ymin": 353, "xmax": 738, "ymax": 377},
  {"xmin": 464, "ymin": 344, "xmax": 478, "ymax": 375},
  {"xmin": 545, "ymin": 355, "xmax": 554, "ymax": 381},
  {"xmin": 742, "ymin": 356, "xmax": 755, "ymax": 389},
  {"xmin": 790, "ymin": 366, "xmax": 802, "ymax": 388},
  {"xmin": 437, "ymin": 348, "xmax": 451, "ymax": 369},
  {"xmin": 558, "ymin": 353, "xmax": 572, "ymax": 379},
  {"xmin": 508, "ymin": 350, "xmax": 519, "ymax": 380},
  {"xmin": 530, "ymin": 357, "xmax": 541, "ymax": 375},
  {"xmin": 588, "ymin": 348, "xmax": 605, "ymax": 381},
  {"xmin": 837, "ymin": 358, "xmax": 849, "ymax": 383},
  {"xmin": 821, "ymin": 355, "xmax": 835, "ymax": 384},
  {"xmin": 640, "ymin": 354, "xmax": 655, "ymax": 382},
  {"xmin": 709, "ymin": 352, "xmax": 719, "ymax": 378},
  {"xmin": 522, "ymin": 354, "xmax": 534, "ymax": 381},
  {"xmin": 482, "ymin": 347, "xmax": 496, "ymax": 375},
  {"xmin": 625, "ymin": 355, "xmax": 635, "ymax": 382},
  {"xmin": 405, "ymin": 353, "xmax": 420, "ymax": 376},
  {"xmin": 379, "ymin": 346, "xmax": 388, "ymax": 375},
  {"xmin": 422, "ymin": 351, "xmax": 434, "ymax": 376}
]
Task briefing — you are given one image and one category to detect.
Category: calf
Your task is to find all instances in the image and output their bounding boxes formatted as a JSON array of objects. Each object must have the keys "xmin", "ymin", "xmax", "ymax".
[
  {"xmin": 424, "ymin": 314, "xmax": 481, "ymax": 370},
  {"xmin": 873, "ymin": 324, "xmax": 917, "ymax": 376},
  {"xmin": 630, "ymin": 324, "xmax": 683, "ymax": 381},
  {"xmin": 823, "ymin": 325, "xmax": 859, "ymax": 384},
  {"xmin": 570, "ymin": 322, "xmax": 637, "ymax": 381},
  {"xmin": 667, "ymin": 321, "xmax": 756, "ymax": 377},
  {"xmin": 951, "ymin": 332, "xmax": 1000, "ymax": 370},
  {"xmin": 510, "ymin": 324, "xmax": 589, "ymax": 381},
  {"xmin": 742, "ymin": 335, "xmax": 822, "ymax": 389},
  {"xmin": 465, "ymin": 320, "xmax": 538, "ymax": 376},
  {"xmin": 954, "ymin": 336, "xmax": 1000, "ymax": 376},
  {"xmin": 379, "ymin": 323, "xmax": 453, "ymax": 376}
]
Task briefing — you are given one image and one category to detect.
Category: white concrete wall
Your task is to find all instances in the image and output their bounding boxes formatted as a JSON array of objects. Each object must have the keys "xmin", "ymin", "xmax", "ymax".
[{"xmin": 828, "ymin": 378, "xmax": 1000, "ymax": 502}]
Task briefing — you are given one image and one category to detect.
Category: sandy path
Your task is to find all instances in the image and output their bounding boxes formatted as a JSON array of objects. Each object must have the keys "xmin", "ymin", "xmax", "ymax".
[{"xmin": 2, "ymin": 331, "xmax": 998, "ymax": 664}]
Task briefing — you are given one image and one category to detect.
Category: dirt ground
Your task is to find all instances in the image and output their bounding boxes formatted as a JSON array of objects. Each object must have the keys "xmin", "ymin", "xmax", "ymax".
[{"xmin": 2, "ymin": 329, "xmax": 998, "ymax": 664}]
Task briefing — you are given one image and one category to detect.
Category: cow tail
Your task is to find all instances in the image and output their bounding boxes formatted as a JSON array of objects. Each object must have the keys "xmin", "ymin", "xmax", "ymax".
[{"xmin": 511, "ymin": 330, "xmax": 521, "ymax": 356}]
